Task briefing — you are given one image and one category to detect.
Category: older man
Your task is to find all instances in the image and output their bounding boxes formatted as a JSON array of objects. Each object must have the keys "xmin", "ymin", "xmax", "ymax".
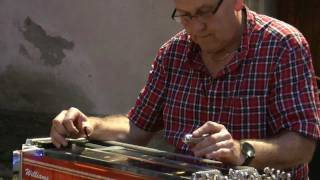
[{"xmin": 50, "ymin": 0, "xmax": 320, "ymax": 179}]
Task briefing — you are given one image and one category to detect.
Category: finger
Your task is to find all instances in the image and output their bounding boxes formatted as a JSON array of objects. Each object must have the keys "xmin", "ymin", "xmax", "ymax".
[
  {"xmin": 193, "ymin": 144, "xmax": 219, "ymax": 157},
  {"xmin": 72, "ymin": 109, "xmax": 87, "ymax": 131},
  {"xmin": 192, "ymin": 121, "xmax": 224, "ymax": 137},
  {"xmin": 192, "ymin": 132, "xmax": 231, "ymax": 152},
  {"xmin": 205, "ymin": 140, "xmax": 234, "ymax": 159},
  {"xmin": 193, "ymin": 139, "xmax": 233, "ymax": 157},
  {"xmin": 80, "ymin": 122, "xmax": 93, "ymax": 138},
  {"xmin": 50, "ymin": 127, "xmax": 68, "ymax": 148},
  {"xmin": 51, "ymin": 110, "xmax": 70, "ymax": 147},
  {"xmin": 74, "ymin": 111, "xmax": 90, "ymax": 138},
  {"xmin": 206, "ymin": 148, "xmax": 233, "ymax": 162},
  {"xmin": 50, "ymin": 127, "xmax": 60, "ymax": 148},
  {"xmin": 52, "ymin": 110, "xmax": 69, "ymax": 136},
  {"xmin": 62, "ymin": 107, "xmax": 83, "ymax": 136}
]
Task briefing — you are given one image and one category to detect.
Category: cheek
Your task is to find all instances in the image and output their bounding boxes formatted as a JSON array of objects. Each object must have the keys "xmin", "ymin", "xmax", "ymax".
[
  {"xmin": 183, "ymin": 26, "xmax": 196, "ymax": 40},
  {"xmin": 207, "ymin": 23, "xmax": 230, "ymax": 40}
]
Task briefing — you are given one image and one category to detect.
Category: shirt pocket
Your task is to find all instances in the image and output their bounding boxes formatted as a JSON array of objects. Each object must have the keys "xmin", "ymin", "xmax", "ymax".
[{"xmin": 222, "ymin": 95, "xmax": 268, "ymax": 139}]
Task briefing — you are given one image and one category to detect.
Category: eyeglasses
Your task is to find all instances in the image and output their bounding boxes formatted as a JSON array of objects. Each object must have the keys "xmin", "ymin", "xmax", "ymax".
[{"xmin": 171, "ymin": 0, "xmax": 223, "ymax": 24}]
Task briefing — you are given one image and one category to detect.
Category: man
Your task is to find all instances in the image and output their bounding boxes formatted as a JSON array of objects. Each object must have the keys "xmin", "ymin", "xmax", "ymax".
[{"xmin": 50, "ymin": 0, "xmax": 320, "ymax": 179}]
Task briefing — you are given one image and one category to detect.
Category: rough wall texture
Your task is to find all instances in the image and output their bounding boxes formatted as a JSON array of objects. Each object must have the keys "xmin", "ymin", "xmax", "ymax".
[{"xmin": 0, "ymin": 0, "xmax": 180, "ymax": 115}]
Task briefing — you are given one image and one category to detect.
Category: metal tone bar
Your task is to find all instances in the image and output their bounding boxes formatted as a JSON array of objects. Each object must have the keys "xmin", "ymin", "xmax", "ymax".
[
  {"xmin": 88, "ymin": 140, "xmax": 223, "ymax": 168},
  {"xmin": 82, "ymin": 147, "xmax": 208, "ymax": 172}
]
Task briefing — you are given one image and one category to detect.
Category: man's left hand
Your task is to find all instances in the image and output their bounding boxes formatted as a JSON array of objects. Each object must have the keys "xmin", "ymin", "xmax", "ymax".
[{"xmin": 191, "ymin": 121, "xmax": 244, "ymax": 166}]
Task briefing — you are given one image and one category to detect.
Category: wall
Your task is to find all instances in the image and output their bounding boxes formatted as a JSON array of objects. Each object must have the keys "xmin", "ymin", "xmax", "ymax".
[
  {"xmin": 245, "ymin": 0, "xmax": 276, "ymax": 17},
  {"xmin": 276, "ymin": 0, "xmax": 320, "ymax": 76},
  {"xmin": 0, "ymin": 0, "xmax": 181, "ymax": 115}
]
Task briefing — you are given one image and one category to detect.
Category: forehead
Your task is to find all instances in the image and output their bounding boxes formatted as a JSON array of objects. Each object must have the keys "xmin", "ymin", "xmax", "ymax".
[{"xmin": 174, "ymin": 0, "xmax": 217, "ymax": 11}]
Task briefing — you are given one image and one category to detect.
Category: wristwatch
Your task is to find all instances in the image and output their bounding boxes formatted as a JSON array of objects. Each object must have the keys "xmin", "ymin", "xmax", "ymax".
[{"xmin": 240, "ymin": 141, "xmax": 255, "ymax": 166}]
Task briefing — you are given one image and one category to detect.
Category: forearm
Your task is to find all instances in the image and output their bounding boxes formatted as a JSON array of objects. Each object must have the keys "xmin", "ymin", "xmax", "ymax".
[
  {"xmin": 245, "ymin": 131, "xmax": 316, "ymax": 169},
  {"xmin": 88, "ymin": 114, "xmax": 154, "ymax": 145},
  {"xmin": 88, "ymin": 114, "xmax": 130, "ymax": 141}
]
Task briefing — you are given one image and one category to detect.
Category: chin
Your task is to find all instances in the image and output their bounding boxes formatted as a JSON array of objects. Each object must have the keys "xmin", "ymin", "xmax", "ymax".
[
  {"xmin": 201, "ymin": 48, "xmax": 218, "ymax": 54},
  {"xmin": 198, "ymin": 44, "xmax": 219, "ymax": 53}
]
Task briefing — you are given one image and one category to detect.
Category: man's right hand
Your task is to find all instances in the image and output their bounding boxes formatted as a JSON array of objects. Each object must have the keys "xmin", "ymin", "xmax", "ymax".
[{"xmin": 50, "ymin": 107, "xmax": 93, "ymax": 148}]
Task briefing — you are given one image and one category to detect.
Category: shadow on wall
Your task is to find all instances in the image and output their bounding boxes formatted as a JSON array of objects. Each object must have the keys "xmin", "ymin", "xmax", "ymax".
[
  {"xmin": 0, "ymin": 65, "xmax": 94, "ymax": 113},
  {"xmin": 0, "ymin": 65, "xmax": 96, "ymax": 178},
  {"xmin": 0, "ymin": 16, "xmax": 93, "ymax": 178}
]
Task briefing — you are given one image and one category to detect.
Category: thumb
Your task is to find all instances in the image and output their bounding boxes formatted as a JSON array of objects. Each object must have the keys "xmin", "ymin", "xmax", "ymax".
[
  {"xmin": 193, "ymin": 121, "xmax": 223, "ymax": 137},
  {"xmin": 82, "ymin": 122, "xmax": 94, "ymax": 139}
]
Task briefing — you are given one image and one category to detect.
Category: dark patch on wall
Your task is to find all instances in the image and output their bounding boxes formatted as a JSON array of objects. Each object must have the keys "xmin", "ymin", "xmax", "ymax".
[
  {"xmin": 20, "ymin": 17, "xmax": 74, "ymax": 66},
  {"xmin": 0, "ymin": 65, "xmax": 94, "ymax": 113},
  {"xmin": 0, "ymin": 65, "xmax": 96, "ymax": 176},
  {"xmin": 19, "ymin": 44, "xmax": 32, "ymax": 60},
  {"xmin": 0, "ymin": 40, "xmax": 7, "ymax": 54}
]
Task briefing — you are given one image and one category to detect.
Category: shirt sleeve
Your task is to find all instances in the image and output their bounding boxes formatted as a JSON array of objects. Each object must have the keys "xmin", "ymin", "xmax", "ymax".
[
  {"xmin": 268, "ymin": 34, "xmax": 320, "ymax": 141},
  {"xmin": 127, "ymin": 47, "xmax": 168, "ymax": 132}
]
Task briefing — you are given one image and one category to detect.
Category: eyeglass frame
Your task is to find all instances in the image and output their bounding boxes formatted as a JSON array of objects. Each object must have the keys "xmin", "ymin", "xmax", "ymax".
[{"xmin": 171, "ymin": 0, "xmax": 224, "ymax": 23}]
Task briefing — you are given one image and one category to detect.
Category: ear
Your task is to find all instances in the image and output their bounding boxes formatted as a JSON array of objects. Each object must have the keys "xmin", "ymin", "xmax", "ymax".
[{"xmin": 234, "ymin": 0, "xmax": 244, "ymax": 11}]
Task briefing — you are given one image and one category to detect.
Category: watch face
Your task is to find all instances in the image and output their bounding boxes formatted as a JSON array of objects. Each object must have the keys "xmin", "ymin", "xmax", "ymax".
[
  {"xmin": 242, "ymin": 142, "xmax": 255, "ymax": 158},
  {"xmin": 241, "ymin": 142, "xmax": 255, "ymax": 166},
  {"xmin": 247, "ymin": 149, "xmax": 255, "ymax": 157}
]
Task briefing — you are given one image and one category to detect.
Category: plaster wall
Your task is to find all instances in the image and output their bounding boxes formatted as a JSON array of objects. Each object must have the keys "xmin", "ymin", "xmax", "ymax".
[{"xmin": 0, "ymin": 0, "xmax": 181, "ymax": 115}]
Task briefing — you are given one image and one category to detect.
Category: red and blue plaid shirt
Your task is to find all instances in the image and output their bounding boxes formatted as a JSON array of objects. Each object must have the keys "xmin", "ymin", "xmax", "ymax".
[{"xmin": 128, "ymin": 8, "xmax": 320, "ymax": 178}]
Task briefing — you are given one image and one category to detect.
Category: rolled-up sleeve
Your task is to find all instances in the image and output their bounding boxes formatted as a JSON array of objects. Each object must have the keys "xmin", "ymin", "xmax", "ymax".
[
  {"xmin": 127, "ymin": 48, "xmax": 168, "ymax": 132},
  {"xmin": 268, "ymin": 35, "xmax": 320, "ymax": 141}
]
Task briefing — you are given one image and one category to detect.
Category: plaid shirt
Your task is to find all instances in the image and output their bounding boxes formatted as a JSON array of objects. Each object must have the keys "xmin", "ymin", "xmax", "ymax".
[{"xmin": 128, "ymin": 8, "xmax": 320, "ymax": 178}]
